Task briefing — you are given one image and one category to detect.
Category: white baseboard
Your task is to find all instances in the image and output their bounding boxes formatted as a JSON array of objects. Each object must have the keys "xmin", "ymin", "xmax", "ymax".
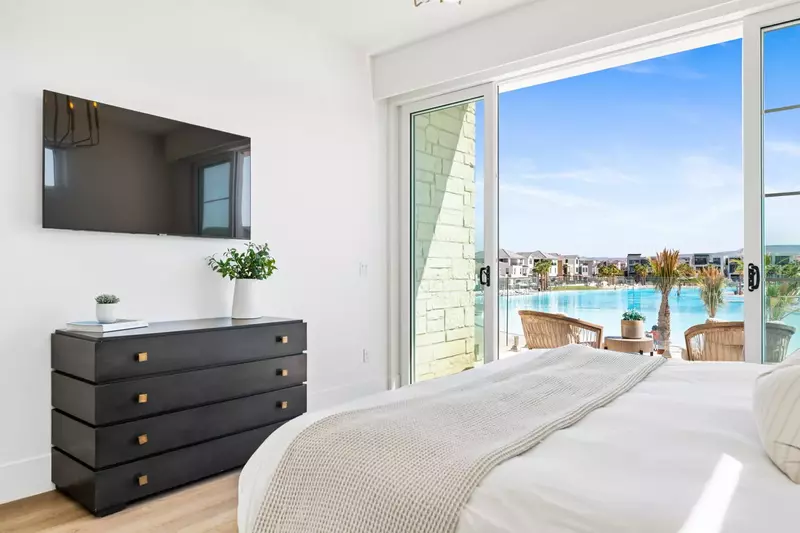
[
  {"xmin": 0, "ymin": 453, "xmax": 53, "ymax": 505},
  {"xmin": 308, "ymin": 379, "xmax": 388, "ymax": 411}
]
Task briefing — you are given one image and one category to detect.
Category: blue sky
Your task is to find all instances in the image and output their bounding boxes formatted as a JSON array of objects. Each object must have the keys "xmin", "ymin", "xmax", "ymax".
[
  {"xmin": 492, "ymin": 39, "xmax": 746, "ymax": 257},
  {"xmin": 472, "ymin": 31, "xmax": 800, "ymax": 258}
]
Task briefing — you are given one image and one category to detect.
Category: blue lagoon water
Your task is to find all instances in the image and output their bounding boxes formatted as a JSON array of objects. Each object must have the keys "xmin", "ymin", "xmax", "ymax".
[{"xmin": 500, "ymin": 287, "xmax": 746, "ymax": 348}]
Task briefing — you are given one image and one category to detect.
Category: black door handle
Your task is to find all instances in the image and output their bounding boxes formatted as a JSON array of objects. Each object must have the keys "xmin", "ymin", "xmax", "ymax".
[
  {"xmin": 479, "ymin": 266, "xmax": 491, "ymax": 287},
  {"xmin": 748, "ymin": 263, "xmax": 760, "ymax": 292}
]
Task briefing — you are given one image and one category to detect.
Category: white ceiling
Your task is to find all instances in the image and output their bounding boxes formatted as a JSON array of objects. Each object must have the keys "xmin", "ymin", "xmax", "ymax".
[{"xmin": 264, "ymin": 0, "xmax": 539, "ymax": 55}]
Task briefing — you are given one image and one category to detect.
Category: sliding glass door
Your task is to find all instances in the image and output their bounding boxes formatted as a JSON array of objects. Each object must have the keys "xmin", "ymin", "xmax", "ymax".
[
  {"xmin": 744, "ymin": 4, "xmax": 800, "ymax": 363},
  {"xmin": 401, "ymin": 84, "xmax": 498, "ymax": 384}
]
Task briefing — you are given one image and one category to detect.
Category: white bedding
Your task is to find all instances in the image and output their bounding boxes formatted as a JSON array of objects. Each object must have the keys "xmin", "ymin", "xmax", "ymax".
[{"xmin": 239, "ymin": 351, "xmax": 800, "ymax": 532}]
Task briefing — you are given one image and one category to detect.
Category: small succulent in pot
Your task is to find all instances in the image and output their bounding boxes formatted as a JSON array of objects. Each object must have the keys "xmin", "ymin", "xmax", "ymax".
[
  {"xmin": 95, "ymin": 294, "xmax": 120, "ymax": 324},
  {"xmin": 621, "ymin": 309, "xmax": 646, "ymax": 339}
]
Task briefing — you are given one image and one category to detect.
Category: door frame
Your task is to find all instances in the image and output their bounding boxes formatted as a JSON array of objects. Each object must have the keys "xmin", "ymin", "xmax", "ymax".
[
  {"xmin": 743, "ymin": 2, "xmax": 800, "ymax": 363},
  {"xmin": 396, "ymin": 82, "xmax": 499, "ymax": 386}
]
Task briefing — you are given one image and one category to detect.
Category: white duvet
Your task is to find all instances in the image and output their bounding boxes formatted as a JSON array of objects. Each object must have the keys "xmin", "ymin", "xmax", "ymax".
[{"xmin": 239, "ymin": 351, "xmax": 800, "ymax": 532}]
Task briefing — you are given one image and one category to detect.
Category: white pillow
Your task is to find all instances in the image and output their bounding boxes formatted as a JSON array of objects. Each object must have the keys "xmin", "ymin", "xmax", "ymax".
[{"xmin": 753, "ymin": 350, "xmax": 800, "ymax": 483}]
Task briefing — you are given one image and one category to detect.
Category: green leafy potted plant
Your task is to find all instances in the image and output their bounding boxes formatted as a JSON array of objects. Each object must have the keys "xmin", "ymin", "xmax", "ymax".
[
  {"xmin": 95, "ymin": 294, "xmax": 120, "ymax": 324},
  {"xmin": 621, "ymin": 309, "xmax": 646, "ymax": 339},
  {"xmin": 764, "ymin": 260, "xmax": 800, "ymax": 362},
  {"xmin": 208, "ymin": 242, "xmax": 277, "ymax": 319}
]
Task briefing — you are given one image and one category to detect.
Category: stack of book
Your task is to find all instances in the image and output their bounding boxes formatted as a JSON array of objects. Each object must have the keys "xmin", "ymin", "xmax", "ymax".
[{"xmin": 65, "ymin": 319, "xmax": 149, "ymax": 333}]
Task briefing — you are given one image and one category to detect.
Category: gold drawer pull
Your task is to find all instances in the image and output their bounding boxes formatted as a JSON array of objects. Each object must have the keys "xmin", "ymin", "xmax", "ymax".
[
  {"xmin": 136, "ymin": 352, "xmax": 148, "ymax": 363},
  {"xmin": 277, "ymin": 336, "xmax": 289, "ymax": 344},
  {"xmin": 277, "ymin": 369, "xmax": 288, "ymax": 377},
  {"xmin": 137, "ymin": 434, "xmax": 148, "ymax": 445},
  {"xmin": 278, "ymin": 401, "xmax": 289, "ymax": 409},
  {"xmin": 138, "ymin": 475, "xmax": 149, "ymax": 486},
  {"xmin": 137, "ymin": 393, "xmax": 148, "ymax": 404}
]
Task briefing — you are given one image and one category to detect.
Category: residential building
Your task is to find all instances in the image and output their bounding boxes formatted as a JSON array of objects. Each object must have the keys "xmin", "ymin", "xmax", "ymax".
[
  {"xmin": 626, "ymin": 254, "xmax": 649, "ymax": 276},
  {"xmin": 561, "ymin": 255, "xmax": 581, "ymax": 277},
  {"xmin": 499, "ymin": 249, "xmax": 526, "ymax": 279},
  {"xmin": 520, "ymin": 251, "xmax": 559, "ymax": 278},
  {"xmin": 580, "ymin": 258, "xmax": 599, "ymax": 278},
  {"xmin": 767, "ymin": 245, "xmax": 800, "ymax": 265}
]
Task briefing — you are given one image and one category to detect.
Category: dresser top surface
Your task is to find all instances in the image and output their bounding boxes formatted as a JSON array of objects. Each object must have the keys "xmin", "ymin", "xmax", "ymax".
[{"xmin": 55, "ymin": 316, "xmax": 304, "ymax": 341}]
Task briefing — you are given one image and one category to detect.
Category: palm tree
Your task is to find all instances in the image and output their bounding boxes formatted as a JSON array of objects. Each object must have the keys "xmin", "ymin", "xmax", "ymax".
[
  {"xmin": 729, "ymin": 258, "xmax": 744, "ymax": 294},
  {"xmin": 766, "ymin": 258, "xmax": 800, "ymax": 321},
  {"xmin": 729, "ymin": 258, "xmax": 744, "ymax": 276},
  {"xmin": 532, "ymin": 260, "xmax": 553, "ymax": 291},
  {"xmin": 598, "ymin": 263, "xmax": 623, "ymax": 288},
  {"xmin": 650, "ymin": 248, "xmax": 681, "ymax": 351},
  {"xmin": 676, "ymin": 262, "xmax": 695, "ymax": 296},
  {"xmin": 633, "ymin": 263, "xmax": 648, "ymax": 285},
  {"xmin": 697, "ymin": 266, "xmax": 725, "ymax": 319}
]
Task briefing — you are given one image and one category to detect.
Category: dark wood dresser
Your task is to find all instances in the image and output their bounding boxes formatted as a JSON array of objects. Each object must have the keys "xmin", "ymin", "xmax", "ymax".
[{"xmin": 50, "ymin": 317, "xmax": 307, "ymax": 516}]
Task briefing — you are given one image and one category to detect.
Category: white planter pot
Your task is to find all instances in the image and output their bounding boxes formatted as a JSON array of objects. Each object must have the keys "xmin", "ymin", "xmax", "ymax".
[
  {"xmin": 232, "ymin": 279, "xmax": 262, "ymax": 319},
  {"xmin": 621, "ymin": 320, "xmax": 645, "ymax": 339},
  {"xmin": 96, "ymin": 303, "xmax": 118, "ymax": 324}
]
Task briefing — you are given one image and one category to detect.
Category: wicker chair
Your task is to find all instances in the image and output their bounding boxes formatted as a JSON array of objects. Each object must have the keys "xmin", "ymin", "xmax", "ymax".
[
  {"xmin": 684, "ymin": 321, "xmax": 745, "ymax": 362},
  {"xmin": 765, "ymin": 321, "xmax": 797, "ymax": 363},
  {"xmin": 518, "ymin": 310, "xmax": 603, "ymax": 349}
]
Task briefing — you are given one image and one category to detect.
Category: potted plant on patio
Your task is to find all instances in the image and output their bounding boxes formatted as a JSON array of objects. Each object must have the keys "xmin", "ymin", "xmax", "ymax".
[
  {"xmin": 764, "ymin": 256, "xmax": 800, "ymax": 362},
  {"xmin": 208, "ymin": 242, "xmax": 277, "ymax": 319},
  {"xmin": 621, "ymin": 309, "xmax": 646, "ymax": 339},
  {"xmin": 650, "ymin": 248, "xmax": 681, "ymax": 356},
  {"xmin": 698, "ymin": 266, "xmax": 725, "ymax": 321}
]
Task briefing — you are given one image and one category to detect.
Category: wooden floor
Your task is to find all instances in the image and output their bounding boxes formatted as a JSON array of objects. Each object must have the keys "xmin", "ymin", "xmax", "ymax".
[{"xmin": 0, "ymin": 472, "xmax": 239, "ymax": 533}]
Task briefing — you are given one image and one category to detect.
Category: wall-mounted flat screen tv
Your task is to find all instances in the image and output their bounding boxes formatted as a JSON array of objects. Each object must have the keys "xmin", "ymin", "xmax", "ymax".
[{"xmin": 42, "ymin": 90, "xmax": 251, "ymax": 239}]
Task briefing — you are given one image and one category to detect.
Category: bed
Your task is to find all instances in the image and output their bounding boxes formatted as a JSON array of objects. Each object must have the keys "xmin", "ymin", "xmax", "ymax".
[{"xmin": 238, "ymin": 349, "xmax": 800, "ymax": 532}]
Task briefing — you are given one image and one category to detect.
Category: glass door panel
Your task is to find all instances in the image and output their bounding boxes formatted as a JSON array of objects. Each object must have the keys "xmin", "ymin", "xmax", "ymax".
[
  {"xmin": 762, "ymin": 20, "xmax": 800, "ymax": 363},
  {"xmin": 411, "ymin": 100, "xmax": 486, "ymax": 382},
  {"xmin": 745, "ymin": 6, "xmax": 800, "ymax": 363}
]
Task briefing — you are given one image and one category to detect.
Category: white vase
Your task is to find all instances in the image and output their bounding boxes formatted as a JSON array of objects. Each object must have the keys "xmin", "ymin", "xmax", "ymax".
[
  {"xmin": 232, "ymin": 279, "xmax": 262, "ymax": 319},
  {"xmin": 96, "ymin": 303, "xmax": 118, "ymax": 324}
]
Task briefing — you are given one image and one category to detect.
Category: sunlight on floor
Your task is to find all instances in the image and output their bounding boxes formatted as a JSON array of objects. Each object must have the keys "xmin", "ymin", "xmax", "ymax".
[{"xmin": 679, "ymin": 454, "xmax": 742, "ymax": 533}]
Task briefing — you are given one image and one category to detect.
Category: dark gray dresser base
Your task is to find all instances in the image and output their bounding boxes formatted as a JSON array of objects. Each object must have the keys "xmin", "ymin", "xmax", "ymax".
[
  {"xmin": 51, "ymin": 317, "xmax": 307, "ymax": 516},
  {"xmin": 53, "ymin": 423, "xmax": 283, "ymax": 516}
]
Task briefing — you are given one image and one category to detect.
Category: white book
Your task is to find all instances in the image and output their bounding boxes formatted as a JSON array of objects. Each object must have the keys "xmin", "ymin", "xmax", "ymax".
[{"xmin": 66, "ymin": 319, "xmax": 149, "ymax": 333}]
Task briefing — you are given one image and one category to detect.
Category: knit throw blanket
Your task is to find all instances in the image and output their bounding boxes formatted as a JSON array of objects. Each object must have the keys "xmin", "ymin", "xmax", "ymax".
[{"xmin": 253, "ymin": 345, "xmax": 665, "ymax": 533}]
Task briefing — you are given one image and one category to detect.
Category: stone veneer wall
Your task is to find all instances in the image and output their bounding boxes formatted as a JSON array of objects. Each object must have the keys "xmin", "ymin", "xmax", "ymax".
[{"xmin": 413, "ymin": 103, "xmax": 477, "ymax": 382}]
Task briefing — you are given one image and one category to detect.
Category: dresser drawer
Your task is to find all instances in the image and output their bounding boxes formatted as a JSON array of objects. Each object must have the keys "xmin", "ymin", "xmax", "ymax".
[
  {"xmin": 53, "ymin": 422, "xmax": 281, "ymax": 516},
  {"xmin": 53, "ymin": 385, "xmax": 306, "ymax": 468},
  {"xmin": 52, "ymin": 354, "xmax": 307, "ymax": 425},
  {"xmin": 52, "ymin": 320, "xmax": 307, "ymax": 382}
]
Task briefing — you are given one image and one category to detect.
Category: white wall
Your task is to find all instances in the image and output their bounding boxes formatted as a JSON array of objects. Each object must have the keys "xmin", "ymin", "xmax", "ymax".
[
  {"xmin": 0, "ymin": 0, "xmax": 387, "ymax": 504},
  {"xmin": 372, "ymin": 0, "xmax": 787, "ymax": 99}
]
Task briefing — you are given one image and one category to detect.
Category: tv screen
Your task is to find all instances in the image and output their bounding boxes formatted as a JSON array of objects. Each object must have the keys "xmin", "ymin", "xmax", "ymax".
[{"xmin": 42, "ymin": 90, "xmax": 251, "ymax": 239}]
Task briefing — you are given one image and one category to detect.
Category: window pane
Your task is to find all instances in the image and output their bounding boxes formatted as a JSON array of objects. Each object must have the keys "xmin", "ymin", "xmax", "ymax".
[
  {"xmin": 498, "ymin": 41, "xmax": 743, "ymax": 360},
  {"xmin": 202, "ymin": 198, "xmax": 229, "ymax": 233},
  {"xmin": 763, "ymin": 195, "xmax": 800, "ymax": 361},
  {"xmin": 241, "ymin": 155, "xmax": 251, "ymax": 228},
  {"xmin": 764, "ymin": 23, "xmax": 800, "ymax": 111},
  {"xmin": 202, "ymin": 162, "xmax": 230, "ymax": 202},
  {"xmin": 44, "ymin": 148, "xmax": 55, "ymax": 187},
  {"xmin": 764, "ymin": 109, "xmax": 800, "ymax": 194}
]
